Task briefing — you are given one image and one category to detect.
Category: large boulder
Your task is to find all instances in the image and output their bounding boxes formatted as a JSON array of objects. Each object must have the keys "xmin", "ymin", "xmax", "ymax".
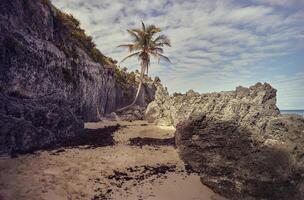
[
  {"xmin": 147, "ymin": 82, "xmax": 304, "ymax": 199},
  {"xmin": 176, "ymin": 114, "xmax": 304, "ymax": 200},
  {"xmin": 161, "ymin": 82, "xmax": 304, "ymax": 199}
]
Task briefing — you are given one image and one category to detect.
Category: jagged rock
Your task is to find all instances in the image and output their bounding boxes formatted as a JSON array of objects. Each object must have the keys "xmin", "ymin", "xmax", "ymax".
[
  {"xmin": 118, "ymin": 106, "xmax": 146, "ymax": 121},
  {"xmin": 145, "ymin": 83, "xmax": 172, "ymax": 125},
  {"xmin": 175, "ymin": 114, "xmax": 304, "ymax": 200},
  {"xmin": 147, "ymin": 82, "xmax": 304, "ymax": 199},
  {"xmin": 106, "ymin": 106, "xmax": 146, "ymax": 121},
  {"xmin": 109, "ymin": 112, "xmax": 120, "ymax": 121},
  {"xmin": 145, "ymin": 82, "xmax": 280, "ymax": 127},
  {"xmin": 153, "ymin": 82, "xmax": 304, "ymax": 199},
  {"xmin": 0, "ymin": 93, "xmax": 83, "ymax": 154}
]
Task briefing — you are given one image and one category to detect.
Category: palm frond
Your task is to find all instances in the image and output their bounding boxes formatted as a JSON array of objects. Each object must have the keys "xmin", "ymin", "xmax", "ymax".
[
  {"xmin": 146, "ymin": 25, "xmax": 161, "ymax": 35},
  {"xmin": 117, "ymin": 43, "xmax": 141, "ymax": 52},
  {"xmin": 127, "ymin": 29, "xmax": 140, "ymax": 42},
  {"xmin": 157, "ymin": 53, "xmax": 171, "ymax": 63},
  {"xmin": 153, "ymin": 35, "xmax": 170, "ymax": 44},
  {"xmin": 131, "ymin": 28, "xmax": 146, "ymax": 38},
  {"xmin": 153, "ymin": 35, "xmax": 171, "ymax": 47},
  {"xmin": 150, "ymin": 51, "xmax": 161, "ymax": 63},
  {"xmin": 117, "ymin": 44, "xmax": 133, "ymax": 48},
  {"xmin": 141, "ymin": 21, "xmax": 146, "ymax": 31},
  {"xmin": 120, "ymin": 51, "xmax": 141, "ymax": 63},
  {"xmin": 150, "ymin": 47, "xmax": 164, "ymax": 54}
]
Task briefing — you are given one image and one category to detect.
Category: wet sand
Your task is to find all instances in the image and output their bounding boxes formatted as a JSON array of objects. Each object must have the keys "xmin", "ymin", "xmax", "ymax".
[{"xmin": 0, "ymin": 120, "xmax": 226, "ymax": 200}]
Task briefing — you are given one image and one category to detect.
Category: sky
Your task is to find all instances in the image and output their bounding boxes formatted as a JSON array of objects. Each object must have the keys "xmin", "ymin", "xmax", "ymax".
[{"xmin": 51, "ymin": 0, "xmax": 304, "ymax": 110}]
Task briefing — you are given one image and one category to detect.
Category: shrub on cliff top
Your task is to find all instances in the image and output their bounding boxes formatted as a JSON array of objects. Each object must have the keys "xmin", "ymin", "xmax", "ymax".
[
  {"xmin": 40, "ymin": 0, "xmax": 51, "ymax": 6},
  {"xmin": 114, "ymin": 67, "xmax": 138, "ymax": 88},
  {"xmin": 53, "ymin": 8, "xmax": 116, "ymax": 67},
  {"xmin": 40, "ymin": 0, "xmax": 133, "ymax": 86}
]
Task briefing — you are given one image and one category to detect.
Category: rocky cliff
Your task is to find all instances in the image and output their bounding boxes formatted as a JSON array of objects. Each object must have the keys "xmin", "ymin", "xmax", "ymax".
[
  {"xmin": 0, "ymin": 0, "xmax": 158, "ymax": 154},
  {"xmin": 145, "ymin": 83, "xmax": 304, "ymax": 199},
  {"xmin": 0, "ymin": 0, "xmax": 157, "ymax": 121}
]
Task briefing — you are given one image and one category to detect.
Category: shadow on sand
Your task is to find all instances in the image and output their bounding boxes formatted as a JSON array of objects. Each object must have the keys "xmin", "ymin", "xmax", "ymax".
[
  {"xmin": 11, "ymin": 125, "xmax": 121, "ymax": 157},
  {"xmin": 129, "ymin": 137, "xmax": 175, "ymax": 147}
]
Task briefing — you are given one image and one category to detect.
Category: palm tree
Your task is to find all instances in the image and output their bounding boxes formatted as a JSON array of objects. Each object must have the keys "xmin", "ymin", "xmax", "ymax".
[{"xmin": 117, "ymin": 22, "xmax": 171, "ymax": 112}]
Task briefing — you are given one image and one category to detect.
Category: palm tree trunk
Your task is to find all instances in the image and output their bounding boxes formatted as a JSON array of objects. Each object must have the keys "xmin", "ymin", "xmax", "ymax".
[
  {"xmin": 96, "ymin": 104, "xmax": 103, "ymax": 121},
  {"xmin": 117, "ymin": 64, "xmax": 145, "ymax": 112}
]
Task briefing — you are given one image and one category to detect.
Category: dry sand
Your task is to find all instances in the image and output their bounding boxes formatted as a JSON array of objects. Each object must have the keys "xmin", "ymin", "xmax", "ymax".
[{"xmin": 0, "ymin": 120, "xmax": 226, "ymax": 200}]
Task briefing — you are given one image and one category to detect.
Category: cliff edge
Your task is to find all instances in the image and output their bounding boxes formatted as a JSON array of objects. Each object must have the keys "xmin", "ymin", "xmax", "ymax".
[{"xmin": 0, "ymin": 0, "xmax": 158, "ymax": 153}]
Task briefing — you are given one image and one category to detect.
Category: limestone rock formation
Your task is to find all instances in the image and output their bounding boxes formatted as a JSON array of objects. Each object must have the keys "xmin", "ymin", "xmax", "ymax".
[
  {"xmin": 0, "ymin": 0, "xmax": 158, "ymax": 153},
  {"xmin": 146, "ymin": 82, "xmax": 304, "ymax": 199},
  {"xmin": 145, "ymin": 82, "xmax": 280, "ymax": 127},
  {"xmin": 175, "ymin": 113, "xmax": 304, "ymax": 200},
  {"xmin": 0, "ymin": 0, "xmax": 157, "ymax": 122}
]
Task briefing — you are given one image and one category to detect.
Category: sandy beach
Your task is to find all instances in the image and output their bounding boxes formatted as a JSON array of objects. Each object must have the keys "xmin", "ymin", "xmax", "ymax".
[{"xmin": 0, "ymin": 120, "xmax": 226, "ymax": 200}]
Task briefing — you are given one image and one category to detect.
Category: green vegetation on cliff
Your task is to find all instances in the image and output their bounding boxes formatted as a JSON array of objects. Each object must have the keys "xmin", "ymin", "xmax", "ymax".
[
  {"xmin": 40, "ymin": 0, "xmax": 116, "ymax": 66},
  {"xmin": 54, "ymin": 10, "xmax": 117, "ymax": 66},
  {"xmin": 39, "ymin": 0, "xmax": 144, "ymax": 88}
]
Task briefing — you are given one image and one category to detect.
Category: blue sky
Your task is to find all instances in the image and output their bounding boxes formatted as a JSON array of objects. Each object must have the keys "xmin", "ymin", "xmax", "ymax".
[{"xmin": 51, "ymin": 0, "xmax": 304, "ymax": 110}]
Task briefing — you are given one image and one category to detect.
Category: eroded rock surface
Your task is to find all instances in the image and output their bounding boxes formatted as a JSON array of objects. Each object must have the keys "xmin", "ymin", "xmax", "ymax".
[
  {"xmin": 146, "ymin": 82, "xmax": 304, "ymax": 199},
  {"xmin": 0, "ymin": 0, "xmax": 157, "ymax": 122},
  {"xmin": 0, "ymin": 0, "xmax": 159, "ymax": 153},
  {"xmin": 145, "ymin": 82, "xmax": 280, "ymax": 127},
  {"xmin": 176, "ymin": 114, "xmax": 304, "ymax": 200},
  {"xmin": 0, "ymin": 93, "xmax": 83, "ymax": 154}
]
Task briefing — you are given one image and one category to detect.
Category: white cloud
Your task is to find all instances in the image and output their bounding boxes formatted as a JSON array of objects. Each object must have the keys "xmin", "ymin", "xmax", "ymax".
[
  {"xmin": 51, "ymin": 0, "xmax": 304, "ymax": 109},
  {"xmin": 254, "ymin": 0, "xmax": 304, "ymax": 7}
]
